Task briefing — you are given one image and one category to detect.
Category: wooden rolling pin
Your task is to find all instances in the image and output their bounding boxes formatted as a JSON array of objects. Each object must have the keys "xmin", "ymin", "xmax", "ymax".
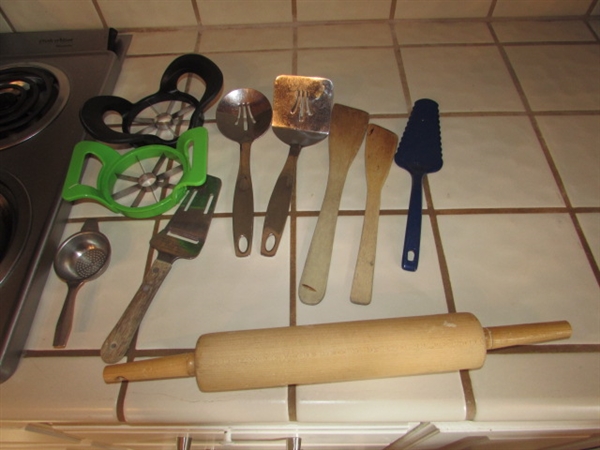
[{"xmin": 103, "ymin": 313, "xmax": 571, "ymax": 392}]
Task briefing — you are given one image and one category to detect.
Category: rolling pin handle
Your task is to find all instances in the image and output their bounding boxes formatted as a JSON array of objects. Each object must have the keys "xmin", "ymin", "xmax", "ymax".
[
  {"xmin": 176, "ymin": 436, "xmax": 192, "ymax": 450},
  {"xmin": 287, "ymin": 437, "xmax": 302, "ymax": 450},
  {"xmin": 103, "ymin": 352, "xmax": 196, "ymax": 383},
  {"xmin": 484, "ymin": 320, "xmax": 572, "ymax": 350}
]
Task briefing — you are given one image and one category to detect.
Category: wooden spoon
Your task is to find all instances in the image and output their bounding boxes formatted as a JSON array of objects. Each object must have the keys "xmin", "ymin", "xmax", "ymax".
[
  {"xmin": 298, "ymin": 104, "xmax": 369, "ymax": 305},
  {"xmin": 350, "ymin": 124, "xmax": 398, "ymax": 305}
]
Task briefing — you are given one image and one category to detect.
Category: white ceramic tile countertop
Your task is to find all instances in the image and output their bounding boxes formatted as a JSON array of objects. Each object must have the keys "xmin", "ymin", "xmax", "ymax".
[{"xmin": 1, "ymin": 19, "xmax": 599, "ymax": 427}]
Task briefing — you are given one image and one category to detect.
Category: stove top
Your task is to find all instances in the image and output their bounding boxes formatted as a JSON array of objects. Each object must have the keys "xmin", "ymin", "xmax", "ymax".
[
  {"xmin": 0, "ymin": 62, "xmax": 69, "ymax": 150},
  {"xmin": 0, "ymin": 28, "xmax": 129, "ymax": 382}
]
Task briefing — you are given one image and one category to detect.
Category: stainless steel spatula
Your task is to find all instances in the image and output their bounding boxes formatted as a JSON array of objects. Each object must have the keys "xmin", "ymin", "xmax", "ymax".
[
  {"xmin": 101, "ymin": 176, "xmax": 221, "ymax": 364},
  {"xmin": 260, "ymin": 75, "xmax": 333, "ymax": 257},
  {"xmin": 395, "ymin": 99, "xmax": 442, "ymax": 272}
]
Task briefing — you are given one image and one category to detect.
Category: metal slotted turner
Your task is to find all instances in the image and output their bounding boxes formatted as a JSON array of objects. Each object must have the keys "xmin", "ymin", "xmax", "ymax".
[
  {"xmin": 260, "ymin": 75, "xmax": 333, "ymax": 256},
  {"xmin": 101, "ymin": 176, "xmax": 221, "ymax": 364}
]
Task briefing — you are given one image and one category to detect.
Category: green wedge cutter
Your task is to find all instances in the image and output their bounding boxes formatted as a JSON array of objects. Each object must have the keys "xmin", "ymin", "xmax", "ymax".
[{"xmin": 62, "ymin": 128, "xmax": 208, "ymax": 219}]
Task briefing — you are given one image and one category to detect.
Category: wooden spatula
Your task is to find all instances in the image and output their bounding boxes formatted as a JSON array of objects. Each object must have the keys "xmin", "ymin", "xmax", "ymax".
[
  {"xmin": 395, "ymin": 99, "xmax": 442, "ymax": 272},
  {"xmin": 298, "ymin": 104, "xmax": 369, "ymax": 305},
  {"xmin": 350, "ymin": 124, "xmax": 398, "ymax": 305}
]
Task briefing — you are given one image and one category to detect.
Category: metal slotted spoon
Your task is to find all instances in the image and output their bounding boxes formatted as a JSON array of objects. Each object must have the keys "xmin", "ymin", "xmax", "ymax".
[
  {"xmin": 216, "ymin": 88, "xmax": 272, "ymax": 257},
  {"xmin": 53, "ymin": 219, "xmax": 110, "ymax": 348}
]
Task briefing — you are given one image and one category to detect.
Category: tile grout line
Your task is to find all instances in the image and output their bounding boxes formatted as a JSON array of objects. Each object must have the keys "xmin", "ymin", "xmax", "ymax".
[
  {"xmin": 489, "ymin": 22, "xmax": 600, "ymax": 286},
  {"xmin": 191, "ymin": 0, "xmax": 202, "ymax": 28},
  {"xmin": 115, "ymin": 15, "xmax": 600, "ymax": 35},
  {"xmin": 392, "ymin": 14, "xmax": 476, "ymax": 420},
  {"xmin": 390, "ymin": 18, "xmax": 476, "ymax": 417},
  {"xmin": 487, "ymin": 0, "xmax": 498, "ymax": 18},
  {"xmin": 114, "ymin": 217, "xmax": 163, "ymax": 423},
  {"xmin": 459, "ymin": 370, "xmax": 477, "ymax": 421},
  {"xmin": 91, "ymin": 0, "xmax": 109, "ymax": 29},
  {"xmin": 424, "ymin": 172, "xmax": 475, "ymax": 419},
  {"xmin": 116, "ymin": 380, "xmax": 128, "ymax": 422},
  {"xmin": 423, "ymin": 178, "xmax": 456, "ymax": 315},
  {"xmin": 288, "ymin": 0, "xmax": 299, "ymax": 423},
  {"xmin": 587, "ymin": 0, "xmax": 600, "ymax": 16},
  {"xmin": 392, "ymin": 12, "xmax": 473, "ymax": 418},
  {"xmin": 389, "ymin": 0, "xmax": 397, "ymax": 20},
  {"xmin": 390, "ymin": 22, "xmax": 412, "ymax": 111}
]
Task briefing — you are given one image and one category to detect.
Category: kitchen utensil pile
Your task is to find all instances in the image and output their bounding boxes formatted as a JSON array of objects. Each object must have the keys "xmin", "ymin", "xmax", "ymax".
[{"xmin": 52, "ymin": 53, "xmax": 571, "ymax": 389}]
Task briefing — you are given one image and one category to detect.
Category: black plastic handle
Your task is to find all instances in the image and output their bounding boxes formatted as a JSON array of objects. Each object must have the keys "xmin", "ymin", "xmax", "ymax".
[
  {"xmin": 79, "ymin": 54, "xmax": 223, "ymax": 147},
  {"xmin": 159, "ymin": 54, "xmax": 224, "ymax": 114},
  {"xmin": 402, "ymin": 172, "xmax": 424, "ymax": 271}
]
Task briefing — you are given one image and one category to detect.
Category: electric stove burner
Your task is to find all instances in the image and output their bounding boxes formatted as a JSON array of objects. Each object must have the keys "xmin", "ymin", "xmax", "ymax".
[
  {"xmin": 0, "ymin": 29, "xmax": 129, "ymax": 383},
  {"xmin": 0, "ymin": 171, "xmax": 31, "ymax": 283},
  {"xmin": 0, "ymin": 63, "xmax": 69, "ymax": 151}
]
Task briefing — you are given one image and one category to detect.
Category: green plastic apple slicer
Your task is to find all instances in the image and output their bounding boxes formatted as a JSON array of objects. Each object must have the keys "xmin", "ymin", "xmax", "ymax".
[{"xmin": 62, "ymin": 128, "xmax": 208, "ymax": 219}]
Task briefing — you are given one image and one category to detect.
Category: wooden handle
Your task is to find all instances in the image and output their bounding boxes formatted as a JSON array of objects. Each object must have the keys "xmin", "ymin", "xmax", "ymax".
[
  {"xmin": 350, "ymin": 124, "xmax": 398, "ymax": 305},
  {"xmin": 298, "ymin": 104, "xmax": 370, "ymax": 305},
  {"xmin": 103, "ymin": 313, "xmax": 572, "ymax": 391},
  {"xmin": 484, "ymin": 320, "xmax": 572, "ymax": 350},
  {"xmin": 101, "ymin": 258, "xmax": 172, "ymax": 364},
  {"xmin": 103, "ymin": 352, "xmax": 195, "ymax": 383}
]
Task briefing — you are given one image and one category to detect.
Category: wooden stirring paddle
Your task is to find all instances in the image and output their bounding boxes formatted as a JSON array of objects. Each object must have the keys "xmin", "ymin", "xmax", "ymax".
[
  {"xmin": 298, "ymin": 104, "xmax": 370, "ymax": 305},
  {"xmin": 350, "ymin": 124, "xmax": 398, "ymax": 305}
]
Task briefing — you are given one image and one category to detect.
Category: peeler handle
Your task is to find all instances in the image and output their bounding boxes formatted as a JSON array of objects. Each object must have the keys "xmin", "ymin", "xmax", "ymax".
[
  {"xmin": 79, "ymin": 96, "xmax": 141, "ymax": 145},
  {"xmin": 402, "ymin": 172, "xmax": 424, "ymax": 271},
  {"xmin": 61, "ymin": 141, "xmax": 121, "ymax": 211},
  {"xmin": 101, "ymin": 258, "xmax": 172, "ymax": 364}
]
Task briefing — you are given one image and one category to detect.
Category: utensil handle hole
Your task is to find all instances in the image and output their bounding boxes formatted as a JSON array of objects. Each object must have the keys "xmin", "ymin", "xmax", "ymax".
[
  {"xmin": 237, "ymin": 235, "xmax": 249, "ymax": 254},
  {"xmin": 264, "ymin": 234, "xmax": 276, "ymax": 252}
]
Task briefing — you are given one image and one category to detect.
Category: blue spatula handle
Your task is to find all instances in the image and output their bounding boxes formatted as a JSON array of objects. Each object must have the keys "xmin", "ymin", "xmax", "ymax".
[{"xmin": 402, "ymin": 172, "xmax": 424, "ymax": 271}]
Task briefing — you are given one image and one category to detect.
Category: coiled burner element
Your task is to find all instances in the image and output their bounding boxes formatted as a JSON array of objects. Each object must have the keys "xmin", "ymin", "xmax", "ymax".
[{"xmin": 0, "ymin": 63, "xmax": 69, "ymax": 150}]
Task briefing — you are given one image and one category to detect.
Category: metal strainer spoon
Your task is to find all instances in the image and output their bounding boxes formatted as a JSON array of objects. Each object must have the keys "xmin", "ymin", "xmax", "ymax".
[
  {"xmin": 216, "ymin": 88, "xmax": 272, "ymax": 257},
  {"xmin": 53, "ymin": 219, "xmax": 111, "ymax": 348}
]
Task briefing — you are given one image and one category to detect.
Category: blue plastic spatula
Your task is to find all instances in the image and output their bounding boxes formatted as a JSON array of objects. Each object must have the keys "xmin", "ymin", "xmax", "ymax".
[{"xmin": 395, "ymin": 99, "xmax": 443, "ymax": 271}]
